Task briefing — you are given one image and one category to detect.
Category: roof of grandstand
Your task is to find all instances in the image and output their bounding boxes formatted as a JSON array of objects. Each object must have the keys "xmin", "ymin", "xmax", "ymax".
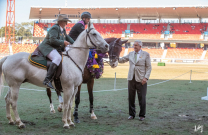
[{"xmin": 29, "ymin": 6, "xmax": 208, "ymax": 20}]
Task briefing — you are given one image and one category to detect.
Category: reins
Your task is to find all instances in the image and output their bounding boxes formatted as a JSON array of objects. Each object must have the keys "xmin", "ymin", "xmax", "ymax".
[{"xmin": 63, "ymin": 28, "xmax": 98, "ymax": 76}]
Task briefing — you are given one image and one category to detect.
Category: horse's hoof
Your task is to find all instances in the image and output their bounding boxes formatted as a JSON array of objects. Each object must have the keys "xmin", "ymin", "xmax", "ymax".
[
  {"xmin": 69, "ymin": 123, "xmax": 75, "ymax": 127},
  {"xmin": 63, "ymin": 126, "xmax": 70, "ymax": 129},
  {"xmin": 57, "ymin": 107, "xmax": 62, "ymax": 112},
  {"xmin": 74, "ymin": 119, "xmax": 80, "ymax": 123},
  {"xmin": 9, "ymin": 121, "xmax": 15, "ymax": 125},
  {"xmin": 50, "ymin": 110, "xmax": 56, "ymax": 114},
  {"xmin": 91, "ymin": 116, "xmax": 97, "ymax": 120},
  {"xmin": 18, "ymin": 124, "xmax": 26, "ymax": 129}
]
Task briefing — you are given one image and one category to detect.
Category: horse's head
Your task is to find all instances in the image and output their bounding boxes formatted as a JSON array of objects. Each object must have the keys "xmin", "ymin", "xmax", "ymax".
[
  {"xmin": 106, "ymin": 38, "xmax": 128, "ymax": 68},
  {"xmin": 86, "ymin": 22, "xmax": 109, "ymax": 53}
]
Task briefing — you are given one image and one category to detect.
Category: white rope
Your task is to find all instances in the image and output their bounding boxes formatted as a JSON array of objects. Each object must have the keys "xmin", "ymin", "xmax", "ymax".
[
  {"xmin": 147, "ymin": 71, "xmax": 190, "ymax": 87},
  {"xmin": 192, "ymin": 71, "xmax": 208, "ymax": 73},
  {"xmin": 1, "ymin": 71, "xmax": 191, "ymax": 93}
]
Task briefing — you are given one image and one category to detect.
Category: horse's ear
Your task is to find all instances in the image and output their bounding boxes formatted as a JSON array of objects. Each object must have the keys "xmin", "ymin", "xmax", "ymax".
[
  {"xmin": 90, "ymin": 22, "xmax": 94, "ymax": 29},
  {"xmin": 121, "ymin": 40, "xmax": 128, "ymax": 44},
  {"xmin": 116, "ymin": 38, "xmax": 121, "ymax": 43},
  {"xmin": 87, "ymin": 21, "xmax": 91, "ymax": 31}
]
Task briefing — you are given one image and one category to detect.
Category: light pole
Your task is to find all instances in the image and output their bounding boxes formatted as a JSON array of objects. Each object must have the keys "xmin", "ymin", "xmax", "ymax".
[
  {"xmin": 1, "ymin": 30, "xmax": 2, "ymax": 42},
  {"xmin": 22, "ymin": 28, "xmax": 25, "ymax": 45}
]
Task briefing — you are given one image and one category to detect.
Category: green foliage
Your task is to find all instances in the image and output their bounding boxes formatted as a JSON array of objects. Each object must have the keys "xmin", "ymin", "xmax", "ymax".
[
  {"xmin": 0, "ymin": 21, "xmax": 34, "ymax": 39},
  {"xmin": 15, "ymin": 22, "xmax": 34, "ymax": 39}
]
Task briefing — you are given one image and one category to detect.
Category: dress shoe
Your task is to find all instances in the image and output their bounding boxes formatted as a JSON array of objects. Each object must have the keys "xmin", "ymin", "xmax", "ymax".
[
  {"xmin": 139, "ymin": 117, "xmax": 145, "ymax": 121},
  {"xmin": 128, "ymin": 116, "xmax": 134, "ymax": 120}
]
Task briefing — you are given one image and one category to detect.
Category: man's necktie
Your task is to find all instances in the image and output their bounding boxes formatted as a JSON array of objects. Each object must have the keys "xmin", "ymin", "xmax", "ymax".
[{"xmin": 135, "ymin": 53, "xmax": 138, "ymax": 63}]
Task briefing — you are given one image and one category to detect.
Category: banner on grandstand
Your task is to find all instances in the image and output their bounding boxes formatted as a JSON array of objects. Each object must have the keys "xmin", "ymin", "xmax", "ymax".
[
  {"xmin": 170, "ymin": 43, "xmax": 176, "ymax": 48},
  {"xmin": 55, "ymin": 14, "xmax": 80, "ymax": 18},
  {"xmin": 164, "ymin": 31, "xmax": 170, "ymax": 34},
  {"xmin": 125, "ymin": 30, "xmax": 130, "ymax": 33},
  {"xmin": 200, "ymin": 43, "xmax": 204, "ymax": 48},
  {"xmin": 204, "ymin": 32, "xmax": 208, "ymax": 35}
]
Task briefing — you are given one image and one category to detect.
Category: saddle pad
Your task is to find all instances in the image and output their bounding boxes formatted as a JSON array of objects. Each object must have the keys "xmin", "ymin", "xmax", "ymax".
[{"xmin": 28, "ymin": 53, "xmax": 47, "ymax": 70}]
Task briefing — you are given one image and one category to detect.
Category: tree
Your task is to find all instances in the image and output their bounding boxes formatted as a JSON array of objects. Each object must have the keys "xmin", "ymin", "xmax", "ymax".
[
  {"xmin": 15, "ymin": 21, "xmax": 34, "ymax": 40},
  {"xmin": 0, "ymin": 21, "xmax": 34, "ymax": 42}
]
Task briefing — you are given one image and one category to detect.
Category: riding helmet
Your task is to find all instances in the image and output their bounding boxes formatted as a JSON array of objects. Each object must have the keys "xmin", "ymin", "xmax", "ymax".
[{"xmin": 81, "ymin": 12, "xmax": 92, "ymax": 19}]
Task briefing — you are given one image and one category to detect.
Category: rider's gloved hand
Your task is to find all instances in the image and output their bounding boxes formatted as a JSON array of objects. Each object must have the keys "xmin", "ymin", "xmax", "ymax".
[{"xmin": 64, "ymin": 41, "xmax": 70, "ymax": 46}]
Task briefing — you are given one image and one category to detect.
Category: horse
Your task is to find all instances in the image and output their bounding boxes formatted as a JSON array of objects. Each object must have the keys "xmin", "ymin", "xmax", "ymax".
[
  {"xmin": 0, "ymin": 22, "xmax": 109, "ymax": 129},
  {"xmin": 46, "ymin": 38, "xmax": 128, "ymax": 123}
]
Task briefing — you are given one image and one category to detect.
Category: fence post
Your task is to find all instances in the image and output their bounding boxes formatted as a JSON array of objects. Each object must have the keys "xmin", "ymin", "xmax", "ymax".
[
  {"xmin": 189, "ymin": 70, "xmax": 192, "ymax": 83},
  {"xmin": 114, "ymin": 72, "xmax": 116, "ymax": 90}
]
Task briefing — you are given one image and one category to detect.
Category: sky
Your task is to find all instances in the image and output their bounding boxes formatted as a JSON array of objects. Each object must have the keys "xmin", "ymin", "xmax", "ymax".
[{"xmin": 1, "ymin": 0, "xmax": 208, "ymax": 27}]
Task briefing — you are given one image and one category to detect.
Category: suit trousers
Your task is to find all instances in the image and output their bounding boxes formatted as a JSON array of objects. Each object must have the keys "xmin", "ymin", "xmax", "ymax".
[
  {"xmin": 47, "ymin": 49, "xmax": 62, "ymax": 66},
  {"xmin": 128, "ymin": 75, "xmax": 147, "ymax": 118}
]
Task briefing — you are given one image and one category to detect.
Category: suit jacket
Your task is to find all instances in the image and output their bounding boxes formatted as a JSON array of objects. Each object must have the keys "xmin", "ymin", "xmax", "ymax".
[
  {"xmin": 119, "ymin": 50, "xmax": 152, "ymax": 82},
  {"xmin": 38, "ymin": 24, "xmax": 74, "ymax": 57}
]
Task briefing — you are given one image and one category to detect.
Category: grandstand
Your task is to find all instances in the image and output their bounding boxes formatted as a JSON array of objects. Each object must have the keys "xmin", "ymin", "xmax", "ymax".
[{"xmin": 2, "ymin": 6, "xmax": 208, "ymax": 63}]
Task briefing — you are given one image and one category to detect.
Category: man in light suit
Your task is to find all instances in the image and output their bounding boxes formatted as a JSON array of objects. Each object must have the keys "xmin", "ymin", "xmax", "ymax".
[{"xmin": 119, "ymin": 40, "xmax": 152, "ymax": 121}]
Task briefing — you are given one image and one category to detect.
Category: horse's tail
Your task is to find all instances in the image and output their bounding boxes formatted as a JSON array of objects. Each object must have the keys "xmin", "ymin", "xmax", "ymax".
[{"xmin": 0, "ymin": 56, "xmax": 7, "ymax": 97}]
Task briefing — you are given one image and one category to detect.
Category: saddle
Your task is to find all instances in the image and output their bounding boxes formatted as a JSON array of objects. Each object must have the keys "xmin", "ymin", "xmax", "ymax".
[{"xmin": 29, "ymin": 47, "xmax": 63, "ymax": 92}]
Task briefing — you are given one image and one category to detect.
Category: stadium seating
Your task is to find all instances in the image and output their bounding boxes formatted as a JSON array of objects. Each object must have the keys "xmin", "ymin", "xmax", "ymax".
[
  {"xmin": 0, "ymin": 43, "xmax": 9, "ymax": 54},
  {"xmin": 166, "ymin": 48, "xmax": 203, "ymax": 59},
  {"xmin": 129, "ymin": 34, "xmax": 162, "ymax": 39},
  {"xmin": 128, "ymin": 48, "xmax": 134, "ymax": 53},
  {"xmin": 169, "ymin": 34, "xmax": 202, "ymax": 40},
  {"xmin": 12, "ymin": 44, "xmax": 38, "ymax": 54},
  {"xmin": 142, "ymin": 48, "xmax": 164, "ymax": 58},
  {"xmin": 130, "ymin": 23, "xmax": 167, "ymax": 34},
  {"xmin": 94, "ymin": 23, "xmax": 127, "ymax": 34},
  {"xmin": 203, "ymin": 51, "xmax": 208, "ymax": 59},
  {"xmin": 0, "ymin": 43, "xmax": 206, "ymax": 60},
  {"xmin": 33, "ymin": 23, "xmax": 52, "ymax": 37},
  {"xmin": 119, "ymin": 47, "xmax": 125, "ymax": 57},
  {"xmin": 128, "ymin": 48, "xmax": 164, "ymax": 58},
  {"xmin": 33, "ymin": 23, "xmax": 208, "ymax": 40},
  {"xmin": 0, "ymin": 43, "xmax": 38, "ymax": 54},
  {"xmin": 170, "ymin": 23, "xmax": 207, "ymax": 34}
]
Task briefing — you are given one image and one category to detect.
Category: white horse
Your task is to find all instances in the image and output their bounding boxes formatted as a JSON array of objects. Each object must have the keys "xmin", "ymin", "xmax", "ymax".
[{"xmin": 0, "ymin": 22, "xmax": 109, "ymax": 129}]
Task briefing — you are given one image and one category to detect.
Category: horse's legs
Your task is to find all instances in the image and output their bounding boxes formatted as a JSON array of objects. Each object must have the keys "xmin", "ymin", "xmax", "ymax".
[
  {"xmin": 73, "ymin": 85, "xmax": 81, "ymax": 123},
  {"xmin": 87, "ymin": 79, "xmax": 97, "ymax": 119},
  {"xmin": 56, "ymin": 90, "xmax": 63, "ymax": 112},
  {"xmin": 4, "ymin": 88, "xmax": 15, "ymax": 125},
  {"xmin": 46, "ymin": 88, "xmax": 55, "ymax": 113},
  {"xmin": 67, "ymin": 87, "xmax": 78, "ymax": 127},
  {"xmin": 10, "ymin": 84, "xmax": 25, "ymax": 128},
  {"xmin": 62, "ymin": 86, "xmax": 74, "ymax": 129}
]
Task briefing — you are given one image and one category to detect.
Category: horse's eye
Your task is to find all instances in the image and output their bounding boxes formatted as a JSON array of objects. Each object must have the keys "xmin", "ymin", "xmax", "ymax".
[{"xmin": 92, "ymin": 33, "xmax": 96, "ymax": 36}]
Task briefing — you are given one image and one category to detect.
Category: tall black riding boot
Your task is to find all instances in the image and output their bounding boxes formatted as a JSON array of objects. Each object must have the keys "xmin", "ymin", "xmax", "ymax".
[{"xmin": 43, "ymin": 62, "xmax": 57, "ymax": 89}]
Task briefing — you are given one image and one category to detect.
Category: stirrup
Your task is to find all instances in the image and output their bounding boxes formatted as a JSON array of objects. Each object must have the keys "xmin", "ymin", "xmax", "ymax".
[{"xmin": 44, "ymin": 81, "xmax": 54, "ymax": 89}]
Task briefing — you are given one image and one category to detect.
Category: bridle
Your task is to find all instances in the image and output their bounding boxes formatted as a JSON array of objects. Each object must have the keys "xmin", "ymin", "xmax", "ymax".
[
  {"xmin": 103, "ymin": 39, "xmax": 122, "ymax": 65},
  {"xmin": 108, "ymin": 40, "xmax": 121, "ymax": 63},
  {"xmin": 86, "ymin": 28, "xmax": 98, "ymax": 49},
  {"xmin": 68, "ymin": 28, "xmax": 98, "ymax": 50}
]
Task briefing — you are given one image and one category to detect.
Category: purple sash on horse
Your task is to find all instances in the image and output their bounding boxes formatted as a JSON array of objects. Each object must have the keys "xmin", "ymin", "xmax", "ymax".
[{"xmin": 86, "ymin": 49, "xmax": 106, "ymax": 79}]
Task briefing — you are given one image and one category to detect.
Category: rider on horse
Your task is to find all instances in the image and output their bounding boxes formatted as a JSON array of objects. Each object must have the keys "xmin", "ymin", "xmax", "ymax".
[
  {"xmin": 38, "ymin": 14, "xmax": 74, "ymax": 89},
  {"xmin": 69, "ymin": 12, "xmax": 91, "ymax": 41}
]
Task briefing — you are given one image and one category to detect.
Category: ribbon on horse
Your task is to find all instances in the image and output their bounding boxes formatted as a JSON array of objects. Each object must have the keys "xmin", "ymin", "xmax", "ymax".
[{"xmin": 86, "ymin": 49, "xmax": 106, "ymax": 79}]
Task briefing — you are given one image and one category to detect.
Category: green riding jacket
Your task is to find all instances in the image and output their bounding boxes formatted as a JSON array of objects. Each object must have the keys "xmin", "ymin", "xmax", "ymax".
[{"xmin": 38, "ymin": 24, "xmax": 74, "ymax": 56}]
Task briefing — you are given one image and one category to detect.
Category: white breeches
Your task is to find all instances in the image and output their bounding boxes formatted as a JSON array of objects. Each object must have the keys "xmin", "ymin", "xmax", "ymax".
[{"xmin": 47, "ymin": 49, "xmax": 62, "ymax": 66}]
